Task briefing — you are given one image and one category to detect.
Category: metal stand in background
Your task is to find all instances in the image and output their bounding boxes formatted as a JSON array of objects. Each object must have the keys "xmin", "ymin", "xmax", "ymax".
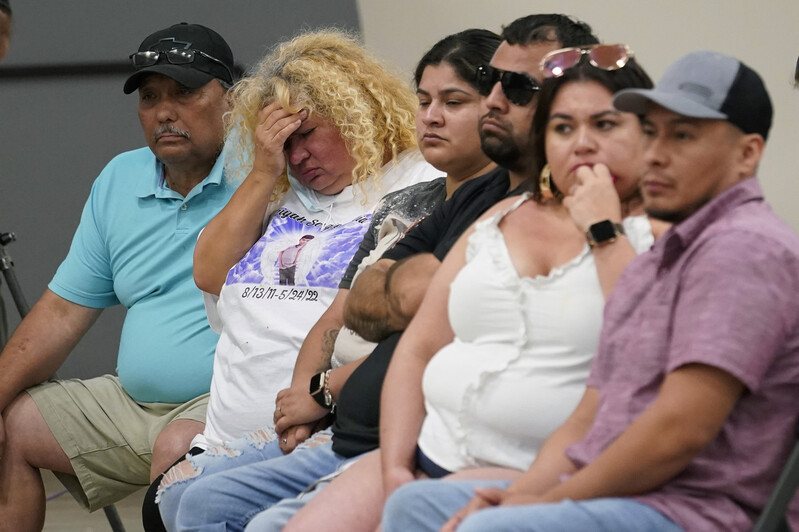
[
  {"xmin": 0, "ymin": 232, "xmax": 31, "ymax": 318},
  {"xmin": 0, "ymin": 232, "xmax": 126, "ymax": 532}
]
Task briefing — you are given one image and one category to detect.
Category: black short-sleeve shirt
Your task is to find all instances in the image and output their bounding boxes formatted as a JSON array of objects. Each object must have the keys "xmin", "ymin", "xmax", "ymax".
[{"xmin": 382, "ymin": 167, "xmax": 512, "ymax": 262}]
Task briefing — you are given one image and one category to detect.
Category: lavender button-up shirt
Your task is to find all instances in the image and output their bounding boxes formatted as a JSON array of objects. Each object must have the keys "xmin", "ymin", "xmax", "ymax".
[{"xmin": 566, "ymin": 177, "xmax": 799, "ymax": 532}]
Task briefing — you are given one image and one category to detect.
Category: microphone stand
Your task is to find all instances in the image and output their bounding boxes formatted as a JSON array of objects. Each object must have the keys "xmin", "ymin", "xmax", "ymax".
[{"xmin": 0, "ymin": 232, "xmax": 31, "ymax": 318}]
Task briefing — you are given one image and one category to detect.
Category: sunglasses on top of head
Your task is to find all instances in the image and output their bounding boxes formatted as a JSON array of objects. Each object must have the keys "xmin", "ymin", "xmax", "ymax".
[
  {"xmin": 129, "ymin": 48, "xmax": 234, "ymax": 82},
  {"xmin": 475, "ymin": 65, "xmax": 541, "ymax": 106},
  {"xmin": 540, "ymin": 44, "xmax": 634, "ymax": 79}
]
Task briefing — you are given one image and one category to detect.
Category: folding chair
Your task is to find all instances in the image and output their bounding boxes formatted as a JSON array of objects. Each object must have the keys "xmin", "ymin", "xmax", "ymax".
[
  {"xmin": 752, "ymin": 423, "xmax": 799, "ymax": 532},
  {"xmin": 0, "ymin": 232, "xmax": 126, "ymax": 532}
]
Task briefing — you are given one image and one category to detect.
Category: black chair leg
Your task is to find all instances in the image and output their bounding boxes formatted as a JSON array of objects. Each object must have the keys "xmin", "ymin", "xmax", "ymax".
[
  {"xmin": 751, "ymin": 430, "xmax": 799, "ymax": 532},
  {"xmin": 103, "ymin": 505, "xmax": 127, "ymax": 532}
]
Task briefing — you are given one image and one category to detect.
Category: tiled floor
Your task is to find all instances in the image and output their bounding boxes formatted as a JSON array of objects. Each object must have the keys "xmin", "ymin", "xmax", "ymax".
[{"xmin": 42, "ymin": 470, "xmax": 145, "ymax": 532}]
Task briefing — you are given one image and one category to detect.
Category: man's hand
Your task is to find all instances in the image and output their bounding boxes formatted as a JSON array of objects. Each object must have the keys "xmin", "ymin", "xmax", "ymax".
[
  {"xmin": 273, "ymin": 385, "xmax": 328, "ymax": 434},
  {"xmin": 439, "ymin": 486, "xmax": 545, "ymax": 532},
  {"xmin": 440, "ymin": 487, "xmax": 504, "ymax": 532}
]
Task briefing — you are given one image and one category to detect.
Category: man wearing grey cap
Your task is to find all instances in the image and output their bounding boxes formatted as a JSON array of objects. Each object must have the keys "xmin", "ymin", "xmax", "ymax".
[
  {"xmin": 0, "ymin": 23, "xmax": 236, "ymax": 528},
  {"xmin": 382, "ymin": 51, "xmax": 799, "ymax": 532}
]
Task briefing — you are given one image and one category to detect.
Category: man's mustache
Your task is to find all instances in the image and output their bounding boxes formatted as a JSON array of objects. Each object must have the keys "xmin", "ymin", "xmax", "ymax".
[{"xmin": 153, "ymin": 125, "xmax": 191, "ymax": 141}]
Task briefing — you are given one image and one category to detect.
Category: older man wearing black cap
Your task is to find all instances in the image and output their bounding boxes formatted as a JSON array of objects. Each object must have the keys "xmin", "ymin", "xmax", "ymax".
[
  {"xmin": 382, "ymin": 51, "xmax": 799, "ymax": 532},
  {"xmin": 0, "ymin": 22, "xmax": 236, "ymax": 528}
]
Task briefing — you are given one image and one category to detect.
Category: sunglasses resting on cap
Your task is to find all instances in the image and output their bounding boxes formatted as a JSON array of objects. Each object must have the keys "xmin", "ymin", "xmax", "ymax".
[{"xmin": 129, "ymin": 48, "xmax": 234, "ymax": 83}]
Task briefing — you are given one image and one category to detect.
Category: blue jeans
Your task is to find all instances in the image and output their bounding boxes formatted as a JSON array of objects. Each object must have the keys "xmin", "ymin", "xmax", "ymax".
[
  {"xmin": 382, "ymin": 479, "xmax": 685, "ymax": 532},
  {"xmin": 157, "ymin": 428, "xmax": 285, "ymax": 531},
  {"xmin": 244, "ymin": 479, "xmax": 326, "ymax": 532},
  {"xmin": 173, "ymin": 432, "xmax": 354, "ymax": 532}
]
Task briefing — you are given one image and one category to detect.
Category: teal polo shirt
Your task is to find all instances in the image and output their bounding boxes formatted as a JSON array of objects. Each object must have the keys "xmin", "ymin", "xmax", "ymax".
[{"xmin": 50, "ymin": 147, "xmax": 234, "ymax": 403}]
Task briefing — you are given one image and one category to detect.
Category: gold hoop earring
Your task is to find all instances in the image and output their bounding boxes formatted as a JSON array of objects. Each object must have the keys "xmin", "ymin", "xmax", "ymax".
[{"xmin": 539, "ymin": 164, "xmax": 554, "ymax": 200}]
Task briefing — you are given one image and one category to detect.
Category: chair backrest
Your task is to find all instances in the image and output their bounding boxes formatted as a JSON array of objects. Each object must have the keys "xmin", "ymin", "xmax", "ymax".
[{"xmin": 752, "ymin": 424, "xmax": 799, "ymax": 532}]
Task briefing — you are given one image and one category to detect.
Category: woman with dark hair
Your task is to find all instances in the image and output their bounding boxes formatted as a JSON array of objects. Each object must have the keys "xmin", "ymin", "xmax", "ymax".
[
  {"xmin": 378, "ymin": 46, "xmax": 668, "ymax": 532},
  {"xmin": 159, "ymin": 29, "xmax": 503, "ymax": 532}
]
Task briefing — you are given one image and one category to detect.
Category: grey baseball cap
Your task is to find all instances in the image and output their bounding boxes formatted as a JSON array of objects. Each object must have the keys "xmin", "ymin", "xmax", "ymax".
[{"xmin": 613, "ymin": 51, "xmax": 772, "ymax": 139}]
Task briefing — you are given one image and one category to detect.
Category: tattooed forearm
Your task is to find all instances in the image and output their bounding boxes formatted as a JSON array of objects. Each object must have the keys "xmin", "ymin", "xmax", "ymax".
[{"xmin": 316, "ymin": 327, "xmax": 341, "ymax": 372}]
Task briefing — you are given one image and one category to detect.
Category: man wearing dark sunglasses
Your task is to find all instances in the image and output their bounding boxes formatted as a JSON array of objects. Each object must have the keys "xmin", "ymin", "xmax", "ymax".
[
  {"xmin": 0, "ymin": 23, "xmax": 237, "ymax": 528},
  {"xmin": 474, "ymin": 14, "xmax": 598, "ymax": 191}
]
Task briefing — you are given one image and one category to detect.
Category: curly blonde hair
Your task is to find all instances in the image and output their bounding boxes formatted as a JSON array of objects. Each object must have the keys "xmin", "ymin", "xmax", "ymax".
[{"xmin": 225, "ymin": 30, "xmax": 418, "ymax": 202}]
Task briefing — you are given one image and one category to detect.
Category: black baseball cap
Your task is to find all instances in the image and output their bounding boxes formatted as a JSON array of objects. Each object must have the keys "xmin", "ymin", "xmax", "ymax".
[
  {"xmin": 123, "ymin": 22, "xmax": 235, "ymax": 94},
  {"xmin": 614, "ymin": 51, "xmax": 773, "ymax": 140}
]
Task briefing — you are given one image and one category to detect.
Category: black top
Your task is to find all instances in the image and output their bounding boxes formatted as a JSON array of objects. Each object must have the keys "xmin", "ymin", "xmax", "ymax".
[
  {"xmin": 339, "ymin": 178, "xmax": 446, "ymax": 289},
  {"xmin": 331, "ymin": 331, "xmax": 401, "ymax": 458},
  {"xmin": 382, "ymin": 167, "xmax": 512, "ymax": 262},
  {"xmin": 331, "ymin": 168, "xmax": 523, "ymax": 458}
]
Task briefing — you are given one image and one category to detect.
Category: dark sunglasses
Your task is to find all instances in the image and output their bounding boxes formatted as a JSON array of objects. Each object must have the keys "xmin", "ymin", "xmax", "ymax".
[
  {"xmin": 540, "ymin": 44, "xmax": 633, "ymax": 79},
  {"xmin": 475, "ymin": 65, "xmax": 541, "ymax": 106},
  {"xmin": 129, "ymin": 48, "xmax": 233, "ymax": 82}
]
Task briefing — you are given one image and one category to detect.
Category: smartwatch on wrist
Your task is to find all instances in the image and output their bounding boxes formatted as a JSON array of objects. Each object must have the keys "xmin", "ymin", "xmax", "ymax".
[
  {"xmin": 322, "ymin": 369, "xmax": 336, "ymax": 414},
  {"xmin": 586, "ymin": 220, "xmax": 625, "ymax": 247},
  {"xmin": 309, "ymin": 370, "xmax": 336, "ymax": 413},
  {"xmin": 309, "ymin": 371, "xmax": 328, "ymax": 409}
]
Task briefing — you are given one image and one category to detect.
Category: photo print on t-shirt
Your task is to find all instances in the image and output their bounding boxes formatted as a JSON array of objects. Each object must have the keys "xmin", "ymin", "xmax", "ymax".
[{"xmin": 225, "ymin": 208, "xmax": 372, "ymax": 289}]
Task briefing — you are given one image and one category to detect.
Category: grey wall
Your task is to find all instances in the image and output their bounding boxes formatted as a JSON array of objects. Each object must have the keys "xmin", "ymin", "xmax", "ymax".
[{"xmin": 0, "ymin": 0, "xmax": 360, "ymax": 378}]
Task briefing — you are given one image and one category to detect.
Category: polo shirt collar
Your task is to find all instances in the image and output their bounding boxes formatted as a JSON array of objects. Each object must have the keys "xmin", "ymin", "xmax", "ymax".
[
  {"xmin": 135, "ymin": 153, "xmax": 226, "ymax": 200},
  {"xmin": 657, "ymin": 177, "xmax": 763, "ymax": 266}
]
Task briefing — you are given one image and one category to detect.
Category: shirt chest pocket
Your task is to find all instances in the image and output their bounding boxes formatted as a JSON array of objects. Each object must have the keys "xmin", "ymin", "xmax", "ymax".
[{"xmin": 603, "ymin": 295, "xmax": 674, "ymax": 382}]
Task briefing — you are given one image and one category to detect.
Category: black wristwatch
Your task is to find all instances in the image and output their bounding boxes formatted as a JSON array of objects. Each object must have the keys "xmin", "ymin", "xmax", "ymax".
[
  {"xmin": 309, "ymin": 370, "xmax": 336, "ymax": 412},
  {"xmin": 309, "ymin": 371, "xmax": 327, "ymax": 408},
  {"xmin": 586, "ymin": 220, "xmax": 625, "ymax": 247}
]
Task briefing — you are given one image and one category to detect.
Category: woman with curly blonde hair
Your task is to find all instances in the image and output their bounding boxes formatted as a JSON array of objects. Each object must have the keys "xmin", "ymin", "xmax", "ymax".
[
  {"xmin": 222, "ymin": 30, "xmax": 420, "ymax": 201},
  {"xmin": 146, "ymin": 30, "xmax": 437, "ymax": 532}
]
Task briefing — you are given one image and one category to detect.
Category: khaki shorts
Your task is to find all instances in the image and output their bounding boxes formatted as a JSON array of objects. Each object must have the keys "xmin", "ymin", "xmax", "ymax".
[{"xmin": 28, "ymin": 375, "xmax": 208, "ymax": 512}]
